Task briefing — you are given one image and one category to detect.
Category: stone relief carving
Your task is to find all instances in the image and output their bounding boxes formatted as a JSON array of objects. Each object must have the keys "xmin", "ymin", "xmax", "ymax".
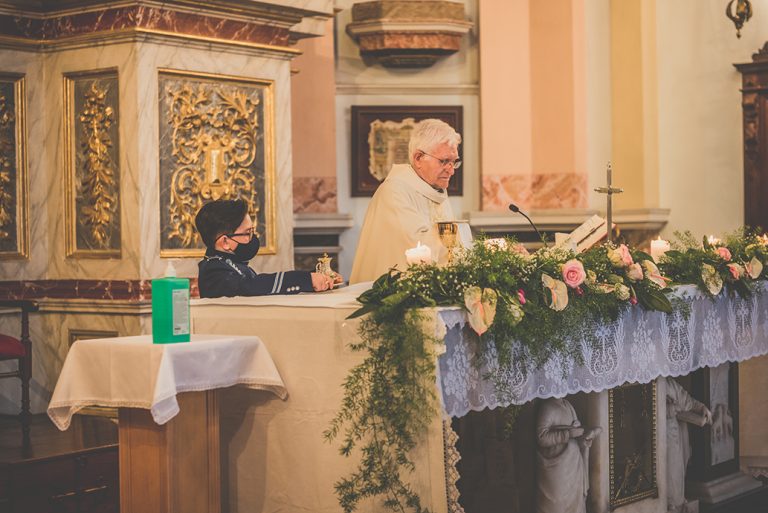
[
  {"xmin": 158, "ymin": 70, "xmax": 275, "ymax": 256},
  {"xmin": 536, "ymin": 397, "xmax": 601, "ymax": 513}
]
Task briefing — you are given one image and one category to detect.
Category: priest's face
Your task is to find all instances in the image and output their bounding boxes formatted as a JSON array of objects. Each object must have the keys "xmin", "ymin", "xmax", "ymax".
[{"xmin": 413, "ymin": 142, "xmax": 459, "ymax": 190}]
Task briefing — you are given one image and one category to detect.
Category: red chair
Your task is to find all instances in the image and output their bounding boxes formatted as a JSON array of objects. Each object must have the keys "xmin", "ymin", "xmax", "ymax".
[{"xmin": 0, "ymin": 299, "xmax": 39, "ymax": 445}]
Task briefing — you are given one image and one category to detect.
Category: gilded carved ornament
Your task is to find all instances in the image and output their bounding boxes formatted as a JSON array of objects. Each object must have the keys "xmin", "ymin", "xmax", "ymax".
[
  {"xmin": 0, "ymin": 90, "xmax": 14, "ymax": 239},
  {"xmin": 78, "ymin": 81, "xmax": 119, "ymax": 249},
  {"xmin": 165, "ymin": 82, "xmax": 260, "ymax": 248},
  {"xmin": 64, "ymin": 70, "xmax": 120, "ymax": 258}
]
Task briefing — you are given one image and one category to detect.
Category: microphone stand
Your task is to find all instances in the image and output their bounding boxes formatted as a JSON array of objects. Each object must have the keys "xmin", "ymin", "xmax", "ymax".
[{"xmin": 508, "ymin": 204, "xmax": 548, "ymax": 248}]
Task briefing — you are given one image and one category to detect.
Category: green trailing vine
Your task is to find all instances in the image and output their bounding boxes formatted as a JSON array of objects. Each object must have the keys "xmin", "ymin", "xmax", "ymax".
[{"xmin": 325, "ymin": 230, "xmax": 768, "ymax": 513}]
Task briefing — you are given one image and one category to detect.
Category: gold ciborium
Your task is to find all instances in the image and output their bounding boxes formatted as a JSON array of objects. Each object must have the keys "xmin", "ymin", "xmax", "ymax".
[{"xmin": 437, "ymin": 221, "xmax": 459, "ymax": 265}]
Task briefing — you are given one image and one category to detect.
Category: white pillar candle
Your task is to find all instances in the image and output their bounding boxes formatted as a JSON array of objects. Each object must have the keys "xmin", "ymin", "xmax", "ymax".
[
  {"xmin": 650, "ymin": 237, "xmax": 670, "ymax": 262},
  {"xmin": 405, "ymin": 241, "xmax": 432, "ymax": 265}
]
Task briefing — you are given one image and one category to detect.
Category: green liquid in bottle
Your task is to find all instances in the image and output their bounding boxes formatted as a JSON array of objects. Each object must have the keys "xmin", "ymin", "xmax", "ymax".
[{"xmin": 152, "ymin": 263, "xmax": 190, "ymax": 344}]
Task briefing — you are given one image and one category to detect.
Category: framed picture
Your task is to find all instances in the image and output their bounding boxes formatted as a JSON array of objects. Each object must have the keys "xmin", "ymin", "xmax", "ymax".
[
  {"xmin": 158, "ymin": 69, "xmax": 276, "ymax": 257},
  {"xmin": 689, "ymin": 362, "xmax": 740, "ymax": 481},
  {"xmin": 0, "ymin": 72, "xmax": 28, "ymax": 260},
  {"xmin": 609, "ymin": 381, "xmax": 658, "ymax": 509},
  {"xmin": 350, "ymin": 105, "xmax": 463, "ymax": 197}
]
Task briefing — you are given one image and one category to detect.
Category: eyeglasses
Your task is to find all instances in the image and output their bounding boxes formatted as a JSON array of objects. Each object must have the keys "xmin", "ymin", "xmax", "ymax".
[
  {"xmin": 419, "ymin": 150, "xmax": 462, "ymax": 169},
  {"xmin": 217, "ymin": 226, "xmax": 257, "ymax": 242}
]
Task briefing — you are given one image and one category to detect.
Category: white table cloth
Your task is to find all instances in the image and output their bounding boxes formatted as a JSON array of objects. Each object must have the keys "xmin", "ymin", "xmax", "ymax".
[
  {"xmin": 47, "ymin": 334, "xmax": 286, "ymax": 430},
  {"xmin": 191, "ymin": 281, "xmax": 372, "ymax": 309}
]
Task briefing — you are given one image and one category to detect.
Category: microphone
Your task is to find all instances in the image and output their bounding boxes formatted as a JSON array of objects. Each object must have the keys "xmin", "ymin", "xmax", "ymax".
[{"xmin": 508, "ymin": 203, "xmax": 548, "ymax": 247}]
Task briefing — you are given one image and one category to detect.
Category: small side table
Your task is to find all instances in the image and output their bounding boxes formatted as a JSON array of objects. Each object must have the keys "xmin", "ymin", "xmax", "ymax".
[{"xmin": 48, "ymin": 334, "xmax": 287, "ymax": 513}]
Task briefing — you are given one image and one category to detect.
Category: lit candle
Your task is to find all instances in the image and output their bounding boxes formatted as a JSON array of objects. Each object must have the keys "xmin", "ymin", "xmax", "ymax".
[
  {"xmin": 405, "ymin": 241, "xmax": 432, "ymax": 265},
  {"xmin": 650, "ymin": 237, "xmax": 670, "ymax": 262}
]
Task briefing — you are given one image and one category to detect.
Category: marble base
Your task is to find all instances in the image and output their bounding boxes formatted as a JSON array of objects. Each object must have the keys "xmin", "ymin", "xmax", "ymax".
[
  {"xmin": 679, "ymin": 499, "xmax": 699, "ymax": 513},
  {"xmin": 687, "ymin": 472, "xmax": 762, "ymax": 504}
]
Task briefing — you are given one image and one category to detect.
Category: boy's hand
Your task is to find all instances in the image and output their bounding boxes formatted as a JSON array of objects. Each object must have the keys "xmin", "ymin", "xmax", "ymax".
[{"xmin": 311, "ymin": 272, "xmax": 336, "ymax": 291}]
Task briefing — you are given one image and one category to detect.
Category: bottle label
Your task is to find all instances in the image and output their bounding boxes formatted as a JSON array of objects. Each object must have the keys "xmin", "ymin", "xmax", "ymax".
[{"xmin": 172, "ymin": 288, "xmax": 190, "ymax": 336}]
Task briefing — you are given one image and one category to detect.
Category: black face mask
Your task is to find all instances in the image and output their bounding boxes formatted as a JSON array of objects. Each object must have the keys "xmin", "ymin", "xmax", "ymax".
[{"xmin": 232, "ymin": 237, "xmax": 260, "ymax": 262}]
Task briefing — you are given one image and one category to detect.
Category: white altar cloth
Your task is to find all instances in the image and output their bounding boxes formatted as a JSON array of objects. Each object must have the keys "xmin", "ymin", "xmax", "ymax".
[
  {"xmin": 47, "ymin": 334, "xmax": 286, "ymax": 430},
  {"xmin": 191, "ymin": 281, "xmax": 372, "ymax": 309},
  {"xmin": 437, "ymin": 283, "xmax": 768, "ymax": 417}
]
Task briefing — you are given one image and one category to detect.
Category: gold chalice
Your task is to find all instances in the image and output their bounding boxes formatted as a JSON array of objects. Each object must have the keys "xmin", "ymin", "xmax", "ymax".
[{"xmin": 437, "ymin": 221, "xmax": 459, "ymax": 265}]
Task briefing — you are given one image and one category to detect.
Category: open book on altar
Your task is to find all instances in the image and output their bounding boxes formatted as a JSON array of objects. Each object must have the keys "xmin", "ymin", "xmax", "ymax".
[{"xmin": 554, "ymin": 215, "xmax": 610, "ymax": 253}]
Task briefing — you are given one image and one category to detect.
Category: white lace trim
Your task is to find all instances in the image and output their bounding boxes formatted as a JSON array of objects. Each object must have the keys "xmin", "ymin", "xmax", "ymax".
[{"xmin": 437, "ymin": 283, "xmax": 768, "ymax": 417}]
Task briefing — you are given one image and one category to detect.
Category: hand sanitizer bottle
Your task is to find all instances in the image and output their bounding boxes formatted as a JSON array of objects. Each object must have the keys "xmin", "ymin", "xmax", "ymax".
[{"xmin": 151, "ymin": 261, "xmax": 191, "ymax": 344}]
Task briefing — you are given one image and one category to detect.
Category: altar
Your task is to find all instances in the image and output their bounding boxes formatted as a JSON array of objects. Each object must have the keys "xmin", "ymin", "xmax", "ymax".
[{"xmin": 191, "ymin": 282, "xmax": 768, "ymax": 513}]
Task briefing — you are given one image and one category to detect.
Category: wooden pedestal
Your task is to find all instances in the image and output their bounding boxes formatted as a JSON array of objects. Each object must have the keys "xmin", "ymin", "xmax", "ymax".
[{"xmin": 118, "ymin": 391, "xmax": 220, "ymax": 513}]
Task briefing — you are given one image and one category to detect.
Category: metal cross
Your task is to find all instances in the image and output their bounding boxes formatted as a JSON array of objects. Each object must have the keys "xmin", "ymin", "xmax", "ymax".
[{"xmin": 594, "ymin": 162, "xmax": 623, "ymax": 243}]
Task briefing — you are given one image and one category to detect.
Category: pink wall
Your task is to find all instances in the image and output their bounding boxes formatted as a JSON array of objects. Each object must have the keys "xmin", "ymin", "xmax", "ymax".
[
  {"xmin": 481, "ymin": 0, "xmax": 587, "ymax": 211},
  {"xmin": 291, "ymin": 19, "xmax": 337, "ymax": 213}
]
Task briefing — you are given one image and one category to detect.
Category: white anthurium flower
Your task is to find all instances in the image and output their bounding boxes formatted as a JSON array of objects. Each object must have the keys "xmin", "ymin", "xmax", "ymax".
[
  {"xmin": 642, "ymin": 260, "xmax": 668, "ymax": 289},
  {"xmin": 464, "ymin": 286, "xmax": 498, "ymax": 336},
  {"xmin": 701, "ymin": 264, "xmax": 723, "ymax": 296},
  {"xmin": 542, "ymin": 273, "xmax": 569, "ymax": 311},
  {"xmin": 746, "ymin": 257, "xmax": 763, "ymax": 280}
]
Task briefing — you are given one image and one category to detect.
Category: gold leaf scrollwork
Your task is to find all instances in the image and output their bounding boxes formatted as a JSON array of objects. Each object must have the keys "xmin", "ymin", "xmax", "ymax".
[
  {"xmin": 78, "ymin": 81, "xmax": 118, "ymax": 249},
  {"xmin": 166, "ymin": 82, "xmax": 260, "ymax": 248},
  {"xmin": 0, "ymin": 89, "xmax": 14, "ymax": 239}
]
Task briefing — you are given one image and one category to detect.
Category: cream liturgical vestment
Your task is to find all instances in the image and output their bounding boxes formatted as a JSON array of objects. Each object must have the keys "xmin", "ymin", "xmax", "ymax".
[{"xmin": 350, "ymin": 163, "xmax": 455, "ymax": 283}]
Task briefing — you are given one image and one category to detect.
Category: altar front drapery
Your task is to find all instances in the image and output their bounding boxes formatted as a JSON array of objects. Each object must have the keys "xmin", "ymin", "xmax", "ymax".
[{"xmin": 437, "ymin": 283, "xmax": 768, "ymax": 418}]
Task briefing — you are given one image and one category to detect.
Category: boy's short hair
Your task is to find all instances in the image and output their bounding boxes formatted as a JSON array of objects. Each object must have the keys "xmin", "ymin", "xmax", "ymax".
[{"xmin": 195, "ymin": 199, "xmax": 249, "ymax": 248}]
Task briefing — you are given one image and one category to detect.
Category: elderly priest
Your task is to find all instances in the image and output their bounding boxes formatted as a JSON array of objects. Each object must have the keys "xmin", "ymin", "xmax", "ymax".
[{"xmin": 350, "ymin": 119, "xmax": 462, "ymax": 283}]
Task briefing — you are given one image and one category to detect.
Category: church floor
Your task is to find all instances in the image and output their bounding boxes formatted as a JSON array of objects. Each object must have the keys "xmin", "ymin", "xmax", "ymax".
[{"xmin": 0, "ymin": 413, "xmax": 119, "ymax": 513}]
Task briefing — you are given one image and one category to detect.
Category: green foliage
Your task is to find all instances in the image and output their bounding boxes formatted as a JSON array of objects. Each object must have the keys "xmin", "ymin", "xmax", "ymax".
[
  {"xmin": 327, "ymin": 231, "xmax": 768, "ymax": 513},
  {"xmin": 660, "ymin": 228, "xmax": 767, "ymax": 299}
]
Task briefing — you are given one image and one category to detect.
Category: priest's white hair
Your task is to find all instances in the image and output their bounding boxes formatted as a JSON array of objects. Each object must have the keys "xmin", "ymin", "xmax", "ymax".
[{"xmin": 408, "ymin": 118, "xmax": 461, "ymax": 166}]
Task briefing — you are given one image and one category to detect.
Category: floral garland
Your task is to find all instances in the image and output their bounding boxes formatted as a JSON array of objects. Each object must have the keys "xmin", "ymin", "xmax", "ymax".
[{"xmin": 325, "ymin": 229, "xmax": 768, "ymax": 513}]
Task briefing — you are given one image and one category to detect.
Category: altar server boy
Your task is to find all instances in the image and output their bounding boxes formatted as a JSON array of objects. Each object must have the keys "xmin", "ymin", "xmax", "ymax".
[{"xmin": 195, "ymin": 199, "xmax": 339, "ymax": 298}]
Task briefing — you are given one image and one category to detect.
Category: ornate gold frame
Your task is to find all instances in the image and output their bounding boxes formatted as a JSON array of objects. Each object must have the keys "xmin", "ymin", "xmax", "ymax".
[
  {"xmin": 0, "ymin": 73, "xmax": 28, "ymax": 260},
  {"xmin": 609, "ymin": 380, "xmax": 658, "ymax": 508},
  {"xmin": 157, "ymin": 68, "xmax": 277, "ymax": 257},
  {"xmin": 63, "ymin": 68, "xmax": 122, "ymax": 258}
]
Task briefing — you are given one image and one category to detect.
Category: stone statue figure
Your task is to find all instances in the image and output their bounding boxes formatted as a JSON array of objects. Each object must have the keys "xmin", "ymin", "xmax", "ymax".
[
  {"xmin": 536, "ymin": 397, "xmax": 602, "ymax": 513},
  {"xmin": 666, "ymin": 377, "xmax": 713, "ymax": 513}
]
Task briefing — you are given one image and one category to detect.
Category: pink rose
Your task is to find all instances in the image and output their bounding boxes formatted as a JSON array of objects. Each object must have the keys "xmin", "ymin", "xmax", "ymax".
[
  {"xmin": 608, "ymin": 244, "xmax": 634, "ymax": 268},
  {"xmin": 561, "ymin": 259, "xmax": 586, "ymax": 288},
  {"xmin": 727, "ymin": 263, "xmax": 742, "ymax": 280},
  {"xmin": 626, "ymin": 263, "xmax": 644, "ymax": 281},
  {"xmin": 517, "ymin": 288, "xmax": 526, "ymax": 305},
  {"xmin": 630, "ymin": 296, "xmax": 638, "ymax": 305},
  {"xmin": 716, "ymin": 247, "xmax": 732, "ymax": 261}
]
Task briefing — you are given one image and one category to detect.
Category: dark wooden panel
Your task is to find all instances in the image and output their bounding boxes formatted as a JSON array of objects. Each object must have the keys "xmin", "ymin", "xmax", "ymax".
[{"xmin": 736, "ymin": 47, "xmax": 768, "ymax": 230}]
